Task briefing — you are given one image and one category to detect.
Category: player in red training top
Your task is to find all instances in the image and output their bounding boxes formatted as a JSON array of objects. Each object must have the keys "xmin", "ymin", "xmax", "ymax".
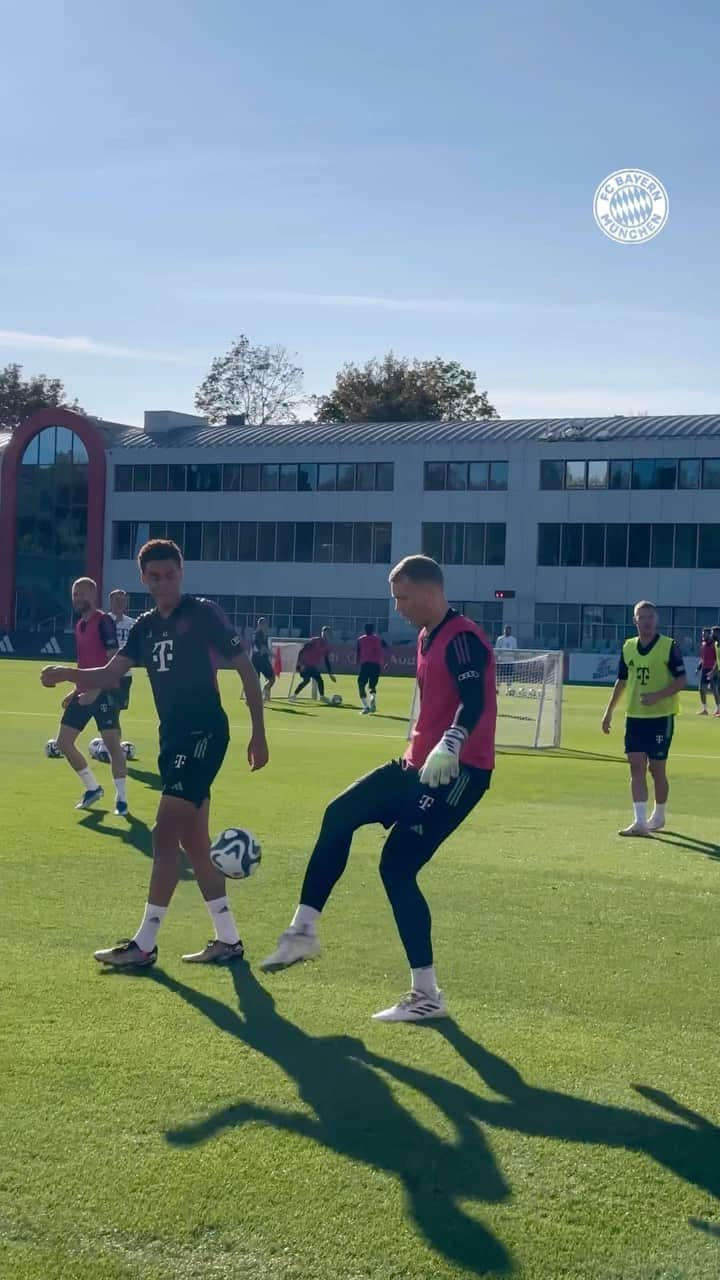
[
  {"xmin": 356, "ymin": 622, "xmax": 389, "ymax": 715},
  {"xmin": 697, "ymin": 628, "xmax": 719, "ymax": 716},
  {"xmin": 54, "ymin": 577, "xmax": 128, "ymax": 814},
  {"xmin": 290, "ymin": 627, "xmax": 337, "ymax": 703},
  {"xmin": 262, "ymin": 554, "xmax": 496, "ymax": 1022}
]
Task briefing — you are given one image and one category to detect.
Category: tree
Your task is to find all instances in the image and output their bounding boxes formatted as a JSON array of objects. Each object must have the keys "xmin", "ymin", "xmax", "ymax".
[
  {"xmin": 314, "ymin": 352, "xmax": 497, "ymax": 423},
  {"xmin": 0, "ymin": 363, "xmax": 84, "ymax": 431},
  {"xmin": 195, "ymin": 335, "xmax": 304, "ymax": 426}
]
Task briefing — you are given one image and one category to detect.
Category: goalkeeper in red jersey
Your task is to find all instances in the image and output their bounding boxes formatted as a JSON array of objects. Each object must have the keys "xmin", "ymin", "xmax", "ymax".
[{"xmin": 262, "ymin": 555, "xmax": 496, "ymax": 1022}]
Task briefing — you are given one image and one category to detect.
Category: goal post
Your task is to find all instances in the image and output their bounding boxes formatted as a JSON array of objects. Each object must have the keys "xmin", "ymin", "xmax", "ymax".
[
  {"xmin": 408, "ymin": 649, "xmax": 564, "ymax": 750},
  {"xmin": 270, "ymin": 637, "xmax": 316, "ymax": 698}
]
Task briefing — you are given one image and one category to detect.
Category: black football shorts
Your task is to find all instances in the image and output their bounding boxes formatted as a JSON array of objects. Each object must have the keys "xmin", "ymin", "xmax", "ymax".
[
  {"xmin": 158, "ymin": 714, "xmax": 230, "ymax": 808},
  {"xmin": 624, "ymin": 715, "xmax": 675, "ymax": 761},
  {"xmin": 61, "ymin": 691, "xmax": 120, "ymax": 734}
]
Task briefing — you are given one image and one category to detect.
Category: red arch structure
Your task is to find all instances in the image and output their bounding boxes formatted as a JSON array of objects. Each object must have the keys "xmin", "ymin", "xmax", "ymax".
[{"xmin": 0, "ymin": 408, "xmax": 107, "ymax": 629}]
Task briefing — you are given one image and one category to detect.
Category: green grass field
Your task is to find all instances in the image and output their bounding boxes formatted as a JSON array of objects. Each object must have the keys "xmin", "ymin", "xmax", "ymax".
[{"xmin": 2, "ymin": 661, "xmax": 719, "ymax": 1280}]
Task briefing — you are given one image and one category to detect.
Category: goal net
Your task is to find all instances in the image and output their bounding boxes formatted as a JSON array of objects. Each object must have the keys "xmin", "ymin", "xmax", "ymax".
[
  {"xmin": 270, "ymin": 638, "xmax": 314, "ymax": 698},
  {"xmin": 408, "ymin": 649, "xmax": 563, "ymax": 750}
]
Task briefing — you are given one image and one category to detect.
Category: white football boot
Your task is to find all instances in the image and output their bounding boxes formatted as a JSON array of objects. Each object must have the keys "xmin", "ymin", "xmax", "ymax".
[
  {"xmin": 618, "ymin": 821, "xmax": 650, "ymax": 837},
  {"xmin": 372, "ymin": 989, "xmax": 449, "ymax": 1022},
  {"xmin": 260, "ymin": 927, "xmax": 321, "ymax": 971},
  {"xmin": 645, "ymin": 811, "xmax": 666, "ymax": 832}
]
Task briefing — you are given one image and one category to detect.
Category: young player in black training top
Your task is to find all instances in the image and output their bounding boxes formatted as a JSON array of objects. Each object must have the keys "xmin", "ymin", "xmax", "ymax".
[{"xmin": 41, "ymin": 539, "xmax": 269, "ymax": 968}]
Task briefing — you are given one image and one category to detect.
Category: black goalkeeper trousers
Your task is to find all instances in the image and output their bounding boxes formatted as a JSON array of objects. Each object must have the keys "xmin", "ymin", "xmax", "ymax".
[{"xmin": 300, "ymin": 759, "xmax": 490, "ymax": 968}]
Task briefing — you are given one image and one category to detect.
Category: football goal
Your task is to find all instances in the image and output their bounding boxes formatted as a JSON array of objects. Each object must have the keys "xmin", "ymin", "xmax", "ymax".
[
  {"xmin": 270, "ymin": 638, "xmax": 315, "ymax": 698},
  {"xmin": 408, "ymin": 649, "xmax": 564, "ymax": 750}
]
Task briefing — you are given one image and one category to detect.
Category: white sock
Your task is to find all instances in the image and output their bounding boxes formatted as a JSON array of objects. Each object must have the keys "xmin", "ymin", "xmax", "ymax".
[
  {"xmin": 206, "ymin": 896, "xmax": 240, "ymax": 945},
  {"xmin": 77, "ymin": 766, "xmax": 99, "ymax": 791},
  {"xmin": 133, "ymin": 903, "xmax": 167, "ymax": 952},
  {"xmin": 291, "ymin": 904, "xmax": 320, "ymax": 934},
  {"xmin": 652, "ymin": 802, "xmax": 666, "ymax": 821},
  {"xmin": 360, "ymin": 696, "xmax": 368, "ymax": 708},
  {"xmin": 114, "ymin": 776, "xmax": 127, "ymax": 802},
  {"xmin": 411, "ymin": 966, "xmax": 439, "ymax": 997},
  {"xmin": 633, "ymin": 801, "xmax": 647, "ymax": 824}
]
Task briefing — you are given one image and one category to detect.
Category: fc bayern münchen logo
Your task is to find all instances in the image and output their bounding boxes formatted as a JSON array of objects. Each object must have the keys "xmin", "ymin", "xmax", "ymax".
[{"xmin": 593, "ymin": 169, "xmax": 669, "ymax": 244}]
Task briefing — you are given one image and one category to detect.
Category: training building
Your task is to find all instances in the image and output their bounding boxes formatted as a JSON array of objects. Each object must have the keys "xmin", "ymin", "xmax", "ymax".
[{"xmin": 1, "ymin": 407, "xmax": 719, "ymax": 667}]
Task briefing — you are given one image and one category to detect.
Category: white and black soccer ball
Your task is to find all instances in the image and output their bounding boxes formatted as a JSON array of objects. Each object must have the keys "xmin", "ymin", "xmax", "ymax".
[
  {"xmin": 45, "ymin": 738, "xmax": 63, "ymax": 758},
  {"xmin": 121, "ymin": 741, "xmax": 137, "ymax": 760},
  {"xmin": 88, "ymin": 736, "xmax": 104, "ymax": 760},
  {"xmin": 210, "ymin": 827, "xmax": 262, "ymax": 880},
  {"xmin": 331, "ymin": 693, "xmax": 343, "ymax": 706}
]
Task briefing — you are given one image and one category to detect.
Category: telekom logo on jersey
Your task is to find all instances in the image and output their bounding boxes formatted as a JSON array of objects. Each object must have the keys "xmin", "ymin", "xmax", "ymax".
[{"xmin": 153, "ymin": 639, "xmax": 174, "ymax": 672}]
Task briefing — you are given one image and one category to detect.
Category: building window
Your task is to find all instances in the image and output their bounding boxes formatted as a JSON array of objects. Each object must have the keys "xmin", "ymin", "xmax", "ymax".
[
  {"xmin": 421, "ymin": 522, "xmax": 505, "ymax": 566},
  {"xmin": 565, "ymin": 461, "xmax": 586, "ymax": 491},
  {"xmin": 424, "ymin": 460, "xmax": 508, "ymax": 491},
  {"xmin": 703, "ymin": 459, "xmax": 720, "ymax": 490},
  {"xmin": 587, "ymin": 460, "xmax": 609, "ymax": 489},
  {"xmin": 537, "ymin": 523, "xmax": 561, "ymax": 566},
  {"xmin": 187, "ymin": 463, "xmax": 220, "ymax": 493},
  {"xmin": 678, "ymin": 459, "xmax": 700, "ymax": 489},
  {"xmin": 222, "ymin": 463, "xmax": 242, "ymax": 491},
  {"xmin": 539, "ymin": 459, "xmax": 564, "ymax": 491},
  {"xmin": 536, "ymin": 521, "xmax": 719, "ymax": 569},
  {"xmin": 609, "ymin": 459, "xmax": 631, "ymax": 490},
  {"xmin": 115, "ymin": 464, "xmax": 133, "ymax": 492}
]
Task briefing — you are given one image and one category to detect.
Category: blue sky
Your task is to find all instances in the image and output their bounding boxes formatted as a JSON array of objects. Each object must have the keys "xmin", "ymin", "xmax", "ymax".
[{"xmin": 2, "ymin": 0, "xmax": 719, "ymax": 425}]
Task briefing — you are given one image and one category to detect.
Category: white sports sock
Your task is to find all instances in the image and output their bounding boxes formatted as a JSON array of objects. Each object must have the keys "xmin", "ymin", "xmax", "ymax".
[
  {"xmin": 77, "ymin": 766, "xmax": 99, "ymax": 791},
  {"xmin": 411, "ymin": 966, "xmax": 439, "ymax": 997},
  {"xmin": 291, "ymin": 904, "xmax": 320, "ymax": 934},
  {"xmin": 633, "ymin": 801, "xmax": 647, "ymax": 824},
  {"xmin": 133, "ymin": 903, "xmax": 168, "ymax": 952},
  {"xmin": 206, "ymin": 896, "xmax": 240, "ymax": 945},
  {"xmin": 360, "ymin": 696, "xmax": 368, "ymax": 708},
  {"xmin": 114, "ymin": 776, "xmax": 127, "ymax": 802},
  {"xmin": 652, "ymin": 802, "xmax": 666, "ymax": 821}
]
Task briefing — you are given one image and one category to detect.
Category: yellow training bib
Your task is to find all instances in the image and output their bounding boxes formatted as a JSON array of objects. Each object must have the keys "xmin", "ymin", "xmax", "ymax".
[{"xmin": 622, "ymin": 634, "xmax": 680, "ymax": 718}]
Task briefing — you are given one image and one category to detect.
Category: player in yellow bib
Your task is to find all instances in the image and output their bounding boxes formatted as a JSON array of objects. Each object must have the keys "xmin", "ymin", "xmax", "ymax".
[{"xmin": 602, "ymin": 600, "xmax": 687, "ymax": 836}]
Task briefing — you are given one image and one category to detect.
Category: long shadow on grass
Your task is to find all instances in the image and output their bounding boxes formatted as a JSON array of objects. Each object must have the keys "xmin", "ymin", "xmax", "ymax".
[
  {"xmin": 648, "ymin": 830, "xmax": 720, "ymax": 861},
  {"xmin": 365, "ymin": 1022, "xmax": 720, "ymax": 1214},
  {"xmin": 156, "ymin": 965, "xmax": 514, "ymax": 1276},
  {"xmin": 127, "ymin": 765, "xmax": 162, "ymax": 792},
  {"xmin": 498, "ymin": 747, "xmax": 624, "ymax": 764},
  {"xmin": 77, "ymin": 811, "xmax": 194, "ymax": 880}
]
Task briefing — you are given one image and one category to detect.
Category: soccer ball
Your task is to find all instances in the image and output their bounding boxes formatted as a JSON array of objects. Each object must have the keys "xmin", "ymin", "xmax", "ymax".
[
  {"xmin": 45, "ymin": 739, "xmax": 63, "ymax": 758},
  {"xmin": 331, "ymin": 694, "xmax": 343, "ymax": 706},
  {"xmin": 210, "ymin": 827, "xmax": 262, "ymax": 880},
  {"xmin": 121, "ymin": 741, "xmax": 137, "ymax": 760},
  {"xmin": 88, "ymin": 736, "xmax": 104, "ymax": 760}
]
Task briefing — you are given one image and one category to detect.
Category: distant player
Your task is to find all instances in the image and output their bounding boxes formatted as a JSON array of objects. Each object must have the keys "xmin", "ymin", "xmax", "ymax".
[
  {"xmin": 711, "ymin": 626, "xmax": 720, "ymax": 718},
  {"xmin": 262, "ymin": 555, "xmax": 496, "ymax": 1022},
  {"xmin": 494, "ymin": 624, "xmax": 518, "ymax": 690},
  {"xmin": 54, "ymin": 577, "xmax": 128, "ymax": 815},
  {"xmin": 696, "ymin": 627, "xmax": 717, "ymax": 716},
  {"xmin": 41, "ymin": 539, "xmax": 269, "ymax": 969},
  {"xmin": 356, "ymin": 623, "xmax": 388, "ymax": 714},
  {"xmin": 109, "ymin": 588, "xmax": 134, "ymax": 716},
  {"xmin": 290, "ymin": 627, "xmax": 336, "ymax": 703},
  {"xmin": 601, "ymin": 600, "xmax": 687, "ymax": 836},
  {"xmin": 251, "ymin": 617, "xmax": 276, "ymax": 701}
]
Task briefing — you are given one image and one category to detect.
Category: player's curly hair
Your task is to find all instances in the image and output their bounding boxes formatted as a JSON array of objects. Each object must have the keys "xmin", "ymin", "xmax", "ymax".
[{"xmin": 138, "ymin": 539, "xmax": 183, "ymax": 571}]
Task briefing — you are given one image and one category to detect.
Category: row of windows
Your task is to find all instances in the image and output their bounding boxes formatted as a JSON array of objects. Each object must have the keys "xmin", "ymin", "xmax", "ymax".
[
  {"xmin": 540, "ymin": 456, "xmax": 720, "ymax": 491},
  {"xmin": 537, "ymin": 522, "xmax": 720, "ymax": 569},
  {"xmin": 114, "ymin": 460, "xmax": 394, "ymax": 495},
  {"xmin": 125, "ymin": 593, "xmax": 392, "ymax": 641},
  {"xmin": 421, "ymin": 522, "xmax": 506, "ymax": 566},
  {"xmin": 21, "ymin": 426, "xmax": 89, "ymax": 467},
  {"xmin": 423, "ymin": 460, "xmax": 509, "ymax": 491},
  {"xmin": 113, "ymin": 520, "xmax": 392, "ymax": 564},
  {"xmin": 534, "ymin": 603, "xmax": 720, "ymax": 654}
]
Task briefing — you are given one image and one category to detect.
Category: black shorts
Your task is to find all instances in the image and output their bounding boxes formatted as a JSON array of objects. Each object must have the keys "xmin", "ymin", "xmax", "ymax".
[
  {"xmin": 158, "ymin": 715, "xmax": 230, "ymax": 808},
  {"xmin": 61, "ymin": 691, "xmax": 120, "ymax": 734},
  {"xmin": 359, "ymin": 661, "xmax": 381, "ymax": 688},
  {"xmin": 624, "ymin": 716, "xmax": 675, "ymax": 761},
  {"xmin": 252, "ymin": 653, "xmax": 274, "ymax": 682},
  {"xmin": 299, "ymin": 665, "xmax": 322, "ymax": 683},
  {"xmin": 336, "ymin": 758, "xmax": 491, "ymax": 858},
  {"xmin": 116, "ymin": 674, "xmax": 132, "ymax": 712}
]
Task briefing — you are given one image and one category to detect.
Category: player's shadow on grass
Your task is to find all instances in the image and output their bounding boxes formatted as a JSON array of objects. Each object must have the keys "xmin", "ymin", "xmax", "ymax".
[
  {"xmin": 77, "ymin": 811, "xmax": 194, "ymax": 880},
  {"xmin": 156, "ymin": 965, "xmax": 514, "ymax": 1276},
  {"xmin": 498, "ymin": 747, "xmax": 623, "ymax": 764},
  {"xmin": 127, "ymin": 765, "xmax": 163, "ymax": 792},
  {"xmin": 648, "ymin": 830, "xmax": 720, "ymax": 860},
  {"xmin": 364, "ymin": 1021, "xmax": 720, "ymax": 1219}
]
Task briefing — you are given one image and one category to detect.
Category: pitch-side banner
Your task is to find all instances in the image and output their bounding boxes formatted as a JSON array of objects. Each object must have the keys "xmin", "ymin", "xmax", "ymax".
[{"xmin": 568, "ymin": 651, "xmax": 699, "ymax": 687}]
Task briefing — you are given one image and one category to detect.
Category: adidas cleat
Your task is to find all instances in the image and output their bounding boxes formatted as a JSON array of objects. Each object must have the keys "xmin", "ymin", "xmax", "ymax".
[
  {"xmin": 645, "ymin": 813, "xmax": 666, "ymax": 832},
  {"xmin": 94, "ymin": 939, "xmax": 157, "ymax": 969},
  {"xmin": 618, "ymin": 822, "xmax": 650, "ymax": 837},
  {"xmin": 181, "ymin": 939, "xmax": 245, "ymax": 964},
  {"xmin": 260, "ymin": 927, "xmax": 320, "ymax": 971},
  {"xmin": 372, "ymin": 989, "xmax": 449, "ymax": 1023},
  {"xmin": 76, "ymin": 786, "xmax": 104, "ymax": 810},
  {"xmin": 114, "ymin": 800, "xmax": 129, "ymax": 817}
]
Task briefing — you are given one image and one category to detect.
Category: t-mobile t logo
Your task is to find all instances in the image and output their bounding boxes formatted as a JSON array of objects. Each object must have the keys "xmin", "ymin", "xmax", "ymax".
[{"xmin": 153, "ymin": 639, "xmax": 174, "ymax": 672}]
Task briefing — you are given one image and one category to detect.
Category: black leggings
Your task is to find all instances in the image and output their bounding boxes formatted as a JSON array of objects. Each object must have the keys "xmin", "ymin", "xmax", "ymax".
[
  {"xmin": 358, "ymin": 662, "xmax": 381, "ymax": 698},
  {"xmin": 300, "ymin": 760, "xmax": 490, "ymax": 967},
  {"xmin": 295, "ymin": 666, "xmax": 324, "ymax": 697}
]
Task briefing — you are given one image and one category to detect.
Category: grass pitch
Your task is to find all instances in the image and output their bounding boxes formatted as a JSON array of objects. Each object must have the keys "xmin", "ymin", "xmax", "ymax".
[{"xmin": 2, "ymin": 661, "xmax": 719, "ymax": 1280}]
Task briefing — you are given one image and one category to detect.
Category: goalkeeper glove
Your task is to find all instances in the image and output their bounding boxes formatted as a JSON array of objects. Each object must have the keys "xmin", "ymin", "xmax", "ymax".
[{"xmin": 419, "ymin": 726, "xmax": 467, "ymax": 788}]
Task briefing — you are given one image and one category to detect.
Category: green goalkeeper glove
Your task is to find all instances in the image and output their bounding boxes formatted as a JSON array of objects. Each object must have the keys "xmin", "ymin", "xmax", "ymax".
[{"xmin": 419, "ymin": 727, "xmax": 467, "ymax": 788}]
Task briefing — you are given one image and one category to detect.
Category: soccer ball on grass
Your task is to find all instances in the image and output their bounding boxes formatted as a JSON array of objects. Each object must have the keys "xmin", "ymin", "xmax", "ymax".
[
  {"xmin": 45, "ymin": 739, "xmax": 63, "ymax": 758},
  {"xmin": 89, "ymin": 736, "xmax": 110, "ymax": 763},
  {"xmin": 331, "ymin": 694, "xmax": 343, "ymax": 706},
  {"xmin": 121, "ymin": 741, "xmax": 137, "ymax": 760},
  {"xmin": 210, "ymin": 828, "xmax": 262, "ymax": 880}
]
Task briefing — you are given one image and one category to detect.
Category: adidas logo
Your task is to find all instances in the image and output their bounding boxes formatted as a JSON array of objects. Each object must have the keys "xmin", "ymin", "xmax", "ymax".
[
  {"xmin": 0, "ymin": 635, "xmax": 14, "ymax": 654},
  {"xmin": 170, "ymin": 781, "xmax": 184, "ymax": 793},
  {"xmin": 40, "ymin": 636, "xmax": 62, "ymax": 655}
]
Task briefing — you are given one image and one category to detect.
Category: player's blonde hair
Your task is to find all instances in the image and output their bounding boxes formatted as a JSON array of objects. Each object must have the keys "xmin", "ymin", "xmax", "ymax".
[
  {"xmin": 72, "ymin": 577, "xmax": 97, "ymax": 594},
  {"xmin": 633, "ymin": 599, "xmax": 657, "ymax": 616}
]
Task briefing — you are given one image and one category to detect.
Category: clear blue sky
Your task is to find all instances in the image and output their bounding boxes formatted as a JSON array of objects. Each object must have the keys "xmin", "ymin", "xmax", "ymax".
[{"xmin": 2, "ymin": 0, "xmax": 719, "ymax": 425}]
